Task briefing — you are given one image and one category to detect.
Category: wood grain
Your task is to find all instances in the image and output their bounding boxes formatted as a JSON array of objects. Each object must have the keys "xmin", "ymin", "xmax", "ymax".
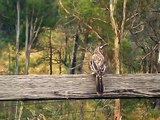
[{"xmin": 0, "ymin": 74, "xmax": 159, "ymax": 100}]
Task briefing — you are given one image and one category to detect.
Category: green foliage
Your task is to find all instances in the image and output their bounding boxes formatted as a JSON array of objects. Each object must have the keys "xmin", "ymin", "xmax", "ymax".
[
  {"xmin": 77, "ymin": 0, "xmax": 97, "ymax": 17},
  {"xmin": 148, "ymin": 108, "xmax": 160, "ymax": 118},
  {"xmin": 26, "ymin": 0, "xmax": 45, "ymax": 9}
]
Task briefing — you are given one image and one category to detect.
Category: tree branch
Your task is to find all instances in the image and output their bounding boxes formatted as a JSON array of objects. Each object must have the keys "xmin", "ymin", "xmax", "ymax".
[{"xmin": 59, "ymin": 0, "xmax": 107, "ymax": 43}]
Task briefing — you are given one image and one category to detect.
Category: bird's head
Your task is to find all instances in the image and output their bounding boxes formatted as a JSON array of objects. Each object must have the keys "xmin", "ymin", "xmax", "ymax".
[{"xmin": 94, "ymin": 44, "xmax": 108, "ymax": 54}]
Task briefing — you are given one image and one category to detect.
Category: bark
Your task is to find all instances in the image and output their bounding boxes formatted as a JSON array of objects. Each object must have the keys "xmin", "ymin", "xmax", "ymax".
[
  {"xmin": 69, "ymin": 25, "xmax": 79, "ymax": 74},
  {"xmin": 158, "ymin": 41, "xmax": 160, "ymax": 73},
  {"xmin": 114, "ymin": 99, "xmax": 121, "ymax": 120},
  {"xmin": 25, "ymin": 11, "xmax": 29, "ymax": 75},
  {"xmin": 64, "ymin": 32, "xmax": 69, "ymax": 63},
  {"xmin": 15, "ymin": 0, "xmax": 20, "ymax": 75},
  {"xmin": 18, "ymin": 101, "xmax": 23, "ymax": 120},
  {"xmin": 49, "ymin": 28, "xmax": 53, "ymax": 75},
  {"xmin": 149, "ymin": 50, "xmax": 153, "ymax": 73},
  {"xmin": 59, "ymin": 48, "xmax": 62, "ymax": 74},
  {"xmin": 143, "ymin": 58, "xmax": 148, "ymax": 73},
  {"xmin": 8, "ymin": 44, "xmax": 11, "ymax": 74},
  {"xmin": 119, "ymin": 0, "xmax": 127, "ymax": 74},
  {"xmin": 14, "ymin": 101, "xmax": 18, "ymax": 120}
]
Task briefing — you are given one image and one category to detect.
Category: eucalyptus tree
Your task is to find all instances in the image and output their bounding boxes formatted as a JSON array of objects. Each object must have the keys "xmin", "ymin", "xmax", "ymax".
[
  {"xmin": 15, "ymin": 0, "xmax": 20, "ymax": 75},
  {"xmin": 59, "ymin": 0, "xmax": 111, "ymax": 74},
  {"xmin": 23, "ymin": 0, "xmax": 59, "ymax": 74},
  {"xmin": 110, "ymin": 0, "xmax": 126, "ymax": 119}
]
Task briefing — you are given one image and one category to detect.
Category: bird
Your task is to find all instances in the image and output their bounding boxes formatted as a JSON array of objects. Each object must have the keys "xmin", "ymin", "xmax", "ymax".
[{"xmin": 89, "ymin": 45, "xmax": 107, "ymax": 95}]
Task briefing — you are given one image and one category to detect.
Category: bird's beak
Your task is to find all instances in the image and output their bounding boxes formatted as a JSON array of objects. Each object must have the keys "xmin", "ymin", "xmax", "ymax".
[{"xmin": 100, "ymin": 44, "xmax": 108, "ymax": 49}]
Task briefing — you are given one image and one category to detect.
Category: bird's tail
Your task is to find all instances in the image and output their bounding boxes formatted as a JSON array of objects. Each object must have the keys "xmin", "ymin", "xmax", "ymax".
[{"xmin": 96, "ymin": 75, "xmax": 104, "ymax": 95}]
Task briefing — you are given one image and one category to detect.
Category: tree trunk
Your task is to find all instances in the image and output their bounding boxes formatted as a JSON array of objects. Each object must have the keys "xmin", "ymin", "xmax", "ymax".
[
  {"xmin": 15, "ymin": 1, "xmax": 20, "ymax": 119},
  {"xmin": 59, "ymin": 48, "xmax": 62, "ymax": 74},
  {"xmin": 110, "ymin": 0, "xmax": 120, "ymax": 73},
  {"xmin": 8, "ymin": 44, "xmax": 11, "ymax": 74},
  {"xmin": 64, "ymin": 32, "xmax": 69, "ymax": 63},
  {"xmin": 24, "ymin": 9, "xmax": 43, "ymax": 75},
  {"xmin": 109, "ymin": 1, "xmax": 121, "ymax": 120},
  {"xmin": 158, "ymin": 41, "xmax": 160, "ymax": 73},
  {"xmin": 14, "ymin": 101, "xmax": 18, "ymax": 120},
  {"xmin": 69, "ymin": 25, "xmax": 79, "ymax": 74},
  {"xmin": 15, "ymin": 0, "xmax": 20, "ymax": 75},
  {"xmin": 109, "ymin": 0, "xmax": 127, "ymax": 119},
  {"xmin": 49, "ymin": 28, "xmax": 53, "ymax": 75},
  {"xmin": 18, "ymin": 101, "xmax": 23, "ymax": 120},
  {"xmin": 119, "ymin": 0, "xmax": 127, "ymax": 74},
  {"xmin": 25, "ymin": 11, "xmax": 29, "ymax": 75}
]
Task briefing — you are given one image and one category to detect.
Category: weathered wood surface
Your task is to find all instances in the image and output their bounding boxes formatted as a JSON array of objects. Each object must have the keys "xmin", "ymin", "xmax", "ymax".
[{"xmin": 0, "ymin": 74, "xmax": 160, "ymax": 100}]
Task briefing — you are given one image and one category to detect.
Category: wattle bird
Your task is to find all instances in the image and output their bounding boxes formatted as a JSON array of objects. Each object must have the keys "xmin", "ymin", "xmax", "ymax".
[{"xmin": 89, "ymin": 45, "xmax": 106, "ymax": 95}]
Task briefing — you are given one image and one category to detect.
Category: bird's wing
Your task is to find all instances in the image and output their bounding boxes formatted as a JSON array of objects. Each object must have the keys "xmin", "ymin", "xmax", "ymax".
[{"xmin": 90, "ymin": 54, "xmax": 105, "ymax": 72}]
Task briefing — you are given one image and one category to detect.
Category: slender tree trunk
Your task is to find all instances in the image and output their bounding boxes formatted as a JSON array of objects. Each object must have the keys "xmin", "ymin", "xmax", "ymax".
[
  {"xmin": 14, "ymin": 101, "xmax": 18, "ymax": 120},
  {"xmin": 110, "ymin": 0, "xmax": 119, "ymax": 74},
  {"xmin": 15, "ymin": 0, "xmax": 20, "ymax": 75},
  {"xmin": 119, "ymin": 0, "xmax": 127, "ymax": 74},
  {"xmin": 25, "ymin": 11, "xmax": 29, "ymax": 75},
  {"xmin": 59, "ymin": 48, "xmax": 62, "ymax": 74},
  {"xmin": 15, "ymin": 1, "xmax": 20, "ymax": 119},
  {"xmin": 8, "ymin": 44, "xmax": 11, "ymax": 74},
  {"xmin": 18, "ymin": 101, "xmax": 23, "ymax": 120},
  {"xmin": 149, "ymin": 51, "xmax": 153, "ymax": 73},
  {"xmin": 158, "ymin": 41, "xmax": 160, "ymax": 73},
  {"xmin": 64, "ymin": 32, "xmax": 69, "ymax": 63},
  {"xmin": 25, "ymin": 9, "xmax": 34, "ymax": 75},
  {"xmin": 69, "ymin": 25, "xmax": 79, "ymax": 74},
  {"xmin": 109, "ymin": 0, "xmax": 127, "ymax": 119},
  {"xmin": 113, "ymin": 43, "xmax": 121, "ymax": 119},
  {"xmin": 109, "ymin": 1, "xmax": 121, "ymax": 120},
  {"xmin": 49, "ymin": 28, "xmax": 53, "ymax": 75},
  {"xmin": 25, "ymin": 9, "xmax": 43, "ymax": 75},
  {"xmin": 143, "ymin": 58, "xmax": 147, "ymax": 73}
]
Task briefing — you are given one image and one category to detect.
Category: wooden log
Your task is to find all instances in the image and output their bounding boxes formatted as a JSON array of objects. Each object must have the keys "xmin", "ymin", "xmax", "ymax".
[{"xmin": 0, "ymin": 74, "xmax": 159, "ymax": 100}]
